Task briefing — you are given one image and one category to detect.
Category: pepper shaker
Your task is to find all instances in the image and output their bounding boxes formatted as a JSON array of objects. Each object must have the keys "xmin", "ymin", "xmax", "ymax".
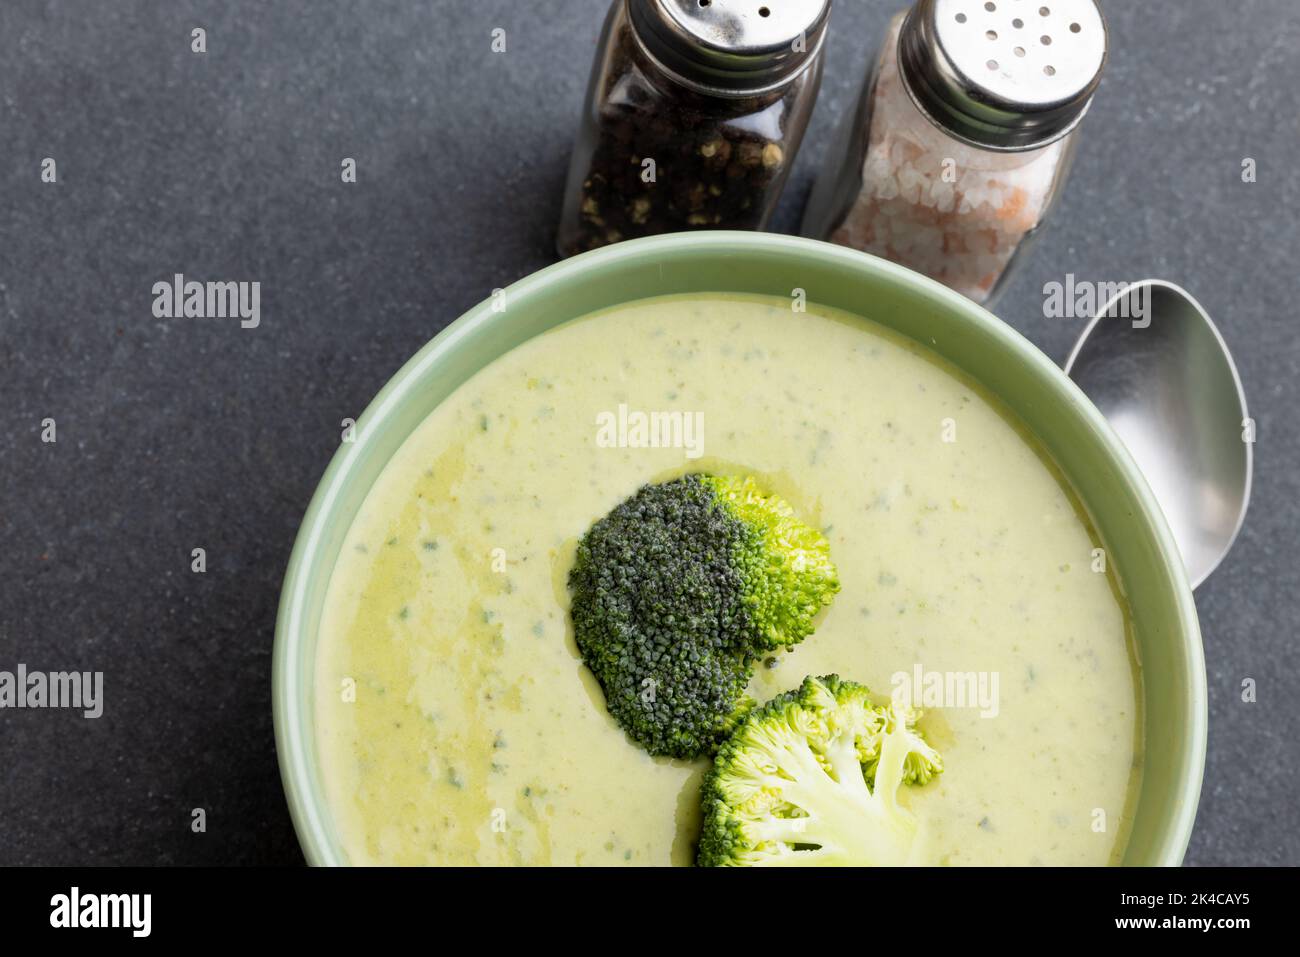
[
  {"xmin": 557, "ymin": 0, "xmax": 831, "ymax": 258},
  {"xmin": 803, "ymin": 0, "xmax": 1107, "ymax": 305}
]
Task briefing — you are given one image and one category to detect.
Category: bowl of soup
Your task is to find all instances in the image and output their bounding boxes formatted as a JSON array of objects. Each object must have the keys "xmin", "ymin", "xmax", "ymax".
[{"xmin": 273, "ymin": 232, "xmax": 1205, "ymax": 866}]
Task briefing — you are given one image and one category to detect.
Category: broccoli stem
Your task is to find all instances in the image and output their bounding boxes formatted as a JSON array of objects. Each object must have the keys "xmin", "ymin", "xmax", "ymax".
[{"xmin": 747, "ymin": 726, "xmax": 920, "ymax": 866}]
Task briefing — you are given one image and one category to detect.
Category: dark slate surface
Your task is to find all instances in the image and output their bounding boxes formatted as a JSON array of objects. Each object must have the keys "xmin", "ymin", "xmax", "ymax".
[{"xmin": 1, "ymin": 0, "xmax": 1295, "ymax": 866}]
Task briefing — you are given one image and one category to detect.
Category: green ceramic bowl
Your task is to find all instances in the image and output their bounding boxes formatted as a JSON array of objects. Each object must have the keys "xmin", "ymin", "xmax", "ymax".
[{"xmin": 273, "ymin": 232, "xmax": 1205, "ymax": 867}]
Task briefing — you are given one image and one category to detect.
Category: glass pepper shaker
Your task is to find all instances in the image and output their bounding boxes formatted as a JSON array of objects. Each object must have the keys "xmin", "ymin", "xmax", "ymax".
[
  {"xmin": 557, "ymin": 0, "xmax": 831, "ymax": 258},
  {"xmin": 803, "ymin": 0, "xmax": 1107, "ymax": 305}
]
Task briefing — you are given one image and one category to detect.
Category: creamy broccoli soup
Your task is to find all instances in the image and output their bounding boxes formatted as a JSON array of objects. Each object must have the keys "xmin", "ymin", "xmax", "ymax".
[{"xmin": 316, "ymin": 294, "xmax": 1141, "ymax": 866}]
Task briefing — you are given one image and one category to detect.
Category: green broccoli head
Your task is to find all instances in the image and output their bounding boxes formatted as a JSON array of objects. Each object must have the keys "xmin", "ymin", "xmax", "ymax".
[
  {"xmin": 697, "ymin": 675, "xmax": 943, "ymax": 866},
  {"xmin": 705, "ymin": 475, "xmax": 841, "ymax": 651},
  {"xmin": 567, "ymin": 474, "xmax": 839, "ymax": 759}
]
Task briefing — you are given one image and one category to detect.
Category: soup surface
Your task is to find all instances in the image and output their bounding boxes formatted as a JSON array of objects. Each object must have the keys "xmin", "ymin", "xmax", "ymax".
[{"xmin": 316, "ymin": 294, "xmax": 1141, "ymax": 866}]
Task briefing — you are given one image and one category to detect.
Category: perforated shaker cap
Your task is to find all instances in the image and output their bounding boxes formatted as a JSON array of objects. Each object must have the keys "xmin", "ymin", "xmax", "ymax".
[
  {"xmin": 628, "ymin": 0, "xmax": 831, "ymax": 96},
  {"xmin": 899, "ymin": 0, "xmax": 1108, "ymax": 151}
]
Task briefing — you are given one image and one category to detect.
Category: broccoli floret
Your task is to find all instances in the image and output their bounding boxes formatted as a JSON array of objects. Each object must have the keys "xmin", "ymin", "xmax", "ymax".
[
  {"xmin": 697, "ymin": 674, "xmax": 943, "ymax": 866},
  {"xmin": 568, "ymin": 474, "xmax": 839, "ymax": 758}
]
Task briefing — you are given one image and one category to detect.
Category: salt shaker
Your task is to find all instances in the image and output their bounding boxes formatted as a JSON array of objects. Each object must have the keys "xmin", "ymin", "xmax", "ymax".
[
  {"xmin": 803, "ymin": 0, "xmax": 1107, "ymax": 305},
  {"xmin": 557, "ymin": 0, "xmax": 831, "ymax": 258}
]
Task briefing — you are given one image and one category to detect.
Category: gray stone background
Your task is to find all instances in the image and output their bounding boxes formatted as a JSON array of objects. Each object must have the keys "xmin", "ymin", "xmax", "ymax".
[{"xmin": 1, "ymin": 0, "xmax": 1295, "ymax": 865}]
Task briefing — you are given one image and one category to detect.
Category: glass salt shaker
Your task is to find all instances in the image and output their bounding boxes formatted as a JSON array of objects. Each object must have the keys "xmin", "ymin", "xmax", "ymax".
[
  {"xmin": 803, "ymin": 0, "xmax": 1107, "ymax": 305},
  {"xmin": 557, "ymin": 0, "xmax": 831, "ymax": 258}
]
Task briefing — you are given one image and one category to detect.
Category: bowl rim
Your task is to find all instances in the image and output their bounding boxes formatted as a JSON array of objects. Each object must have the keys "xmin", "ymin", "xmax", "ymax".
[{"xmin": 272, "ymin": 231, "xmax": 1206, "ymax": 867}]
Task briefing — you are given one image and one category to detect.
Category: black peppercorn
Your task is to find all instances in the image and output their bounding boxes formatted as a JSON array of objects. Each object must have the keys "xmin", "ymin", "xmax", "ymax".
[{"xmin": 557, "ymin": 0, "xmax": 829, "ymax": 258}]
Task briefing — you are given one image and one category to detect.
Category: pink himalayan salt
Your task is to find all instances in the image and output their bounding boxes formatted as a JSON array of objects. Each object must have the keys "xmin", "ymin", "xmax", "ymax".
[{"xmin": 830, "ymin": 13, "xmax": 1070, "ymax": 303}]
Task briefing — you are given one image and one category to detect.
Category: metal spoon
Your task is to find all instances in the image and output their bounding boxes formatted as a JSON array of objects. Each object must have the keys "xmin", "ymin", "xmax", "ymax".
[{"xmin": 1063, "ymin": 280, "xmax": 1252, "ymax": 589}]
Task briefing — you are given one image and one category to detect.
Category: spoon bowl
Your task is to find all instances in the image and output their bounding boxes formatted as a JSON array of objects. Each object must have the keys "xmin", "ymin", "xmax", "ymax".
[{"xmin": 1064, "ymin": 280, "xmax": 1252, "ymax": 588}]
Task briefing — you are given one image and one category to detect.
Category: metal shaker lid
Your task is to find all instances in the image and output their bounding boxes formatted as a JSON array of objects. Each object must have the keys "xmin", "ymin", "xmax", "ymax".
[
  {"xmin": 628, "ymin": 0, "xmax": 831, "ymax": 96},
  {"xmin": 898, "ymin": 0, "xmax": 1108, "ymax": 151}
]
